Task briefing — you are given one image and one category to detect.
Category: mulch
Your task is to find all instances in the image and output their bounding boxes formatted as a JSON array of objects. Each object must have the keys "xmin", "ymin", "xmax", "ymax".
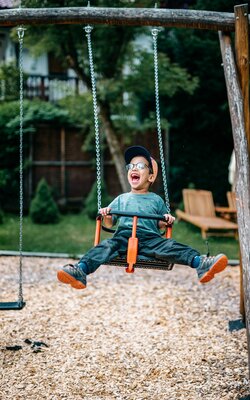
[{"xmin": 0, "ymin": 256, "xmax": 249, "ymax": 400}]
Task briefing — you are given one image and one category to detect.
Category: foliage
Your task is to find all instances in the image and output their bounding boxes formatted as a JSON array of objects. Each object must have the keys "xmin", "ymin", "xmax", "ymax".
[
  {"xmin": 59, "ymin": 94, "xmax": 93, "ymax": 128},
  {"xmin": 30, "ymin": 178, "xmax": 60, "ymax": 224},
  {"xmin": 155, "ymin": 0, "xmax": 244, "ymax": 204},
  {"xmin": 58, "ymin": 93, "xmax": 97, "ymax": 155},
  {"xmin": 84, "ymin": 181, "xmax": 112, "ymax": 220},
  {"xmin": 194, "ymin": 0, "xmax": 250, "ymax": 11},
  {"xmin": 0, "ymin": 99, "xmax": 78, "ymax": 210},
  {"xmin": 7, "ymin": 99, "xmax": 75, "ymax": 131},
  {"xmin": 20, "ymin": 0, "xmax": 200, "ymax": 150},
  {"xmin": 0, "ymin": 101, "xmax": 25, "ymax": 210},
  {"xmin": 0, "ymin": 64, "xmax": 22, "ymax": 101},
  {"xmin": 9, "ymin": 0, "xmax": 243, "ymax": 204}
]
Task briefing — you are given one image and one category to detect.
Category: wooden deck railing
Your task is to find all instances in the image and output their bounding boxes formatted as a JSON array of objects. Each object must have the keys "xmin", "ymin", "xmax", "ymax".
[{"xmin": 23, "ymin": 74, "xmax": 86, "ymax": 102}]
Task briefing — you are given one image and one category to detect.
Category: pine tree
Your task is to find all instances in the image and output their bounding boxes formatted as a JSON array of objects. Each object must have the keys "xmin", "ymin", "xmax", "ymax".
[{"xmin": 30, "ymin": 178, "xmax": 60, "ymax": 224}]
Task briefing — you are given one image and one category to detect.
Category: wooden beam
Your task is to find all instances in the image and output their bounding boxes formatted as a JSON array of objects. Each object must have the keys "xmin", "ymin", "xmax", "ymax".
[
  {"xmin": 234, "ymin": 4, "xmax": 250, "ymax": 321},
  {"xmin": 219, "ymin": 30, "xmax": 250, "ymax": 377},
  {"xmin": 235, "ymin": 4, "xmax": 250, "ymax": 150},
  {"xmin": 0, "ymin": 7, "xmax": 238, "ymax": 31}
]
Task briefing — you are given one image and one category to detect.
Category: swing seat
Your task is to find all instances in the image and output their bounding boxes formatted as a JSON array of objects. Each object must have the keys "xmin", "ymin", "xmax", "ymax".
[
  {"xmin": 104, "ymin": 255, "xmax": 174, "ymax": 271},
  {"xmin": 0, "ymin": 301, "xmax": 26, "ymax": 311},
  {"xmin": 95, "ymin": 210, "xmax": 174, "ymax": 272}
]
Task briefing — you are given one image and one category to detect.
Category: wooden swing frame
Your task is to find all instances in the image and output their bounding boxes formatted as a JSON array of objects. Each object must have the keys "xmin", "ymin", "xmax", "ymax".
[{"xmin": 0, "ymin": 2, "xmax": 249, "ymax": 376}]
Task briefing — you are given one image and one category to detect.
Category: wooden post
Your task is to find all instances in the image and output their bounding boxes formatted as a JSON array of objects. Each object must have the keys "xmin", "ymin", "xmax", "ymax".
[
  {"xmin": 60, "ymin": 127, "xmax": 66, "ymax": 200},
  {"xmin": 219, "ymin": 31, "xmax": 250, "ymax": 378},
  {"xmin": 234, "ymin": 4, "xmax": 250, "ymax": 321},
  {"xmin": 235, "ymin": 4, "xmax": 250, "ymax": 150},
  {"xmin": 40, "ymin": 76, "xmax": 45, "ymax": 100}
]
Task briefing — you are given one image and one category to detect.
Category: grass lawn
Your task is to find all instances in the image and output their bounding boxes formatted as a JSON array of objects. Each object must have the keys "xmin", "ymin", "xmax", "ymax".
[{"xmin": 0, "ymin": 213, "xmax": 240, "ymax": 259}]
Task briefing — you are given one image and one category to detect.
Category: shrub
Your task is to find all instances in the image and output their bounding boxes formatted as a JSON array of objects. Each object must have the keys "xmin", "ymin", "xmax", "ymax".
[
  {"xmin": 85, "ymin": 181, "xmax": 111, "ymax": 220},
  {"xmin": 30, "ymin": 178, "xmax": 60, "ymax": 224},
  {"xmin": 0, "ymin": 63, "xmax": 20, "ymax": 101}
]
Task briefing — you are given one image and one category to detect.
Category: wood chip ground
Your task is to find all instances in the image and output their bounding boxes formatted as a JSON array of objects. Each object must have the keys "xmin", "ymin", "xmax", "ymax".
[{"xmin": 0, "ymin": 256, "xmax": 249, "ymax": 400}]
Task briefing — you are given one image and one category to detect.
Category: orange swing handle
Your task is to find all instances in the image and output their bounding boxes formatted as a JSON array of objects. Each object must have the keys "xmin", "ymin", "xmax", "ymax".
[
  {"xmin": 94, "ymin": 216, "xmax": 102, "ymax": 246},
  {"xmin": 166, "ymin": 225, "xmax": 172, "ymax": 239},
  {"xmin": 126, "ymin": 216, "xmax": 138, "ymax": 273}
]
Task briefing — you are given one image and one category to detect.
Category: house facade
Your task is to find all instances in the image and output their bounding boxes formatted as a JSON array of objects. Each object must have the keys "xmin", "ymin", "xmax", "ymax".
[{"xmin": 0, "ymin": 0, "xmax": 86, "ymax": 102}]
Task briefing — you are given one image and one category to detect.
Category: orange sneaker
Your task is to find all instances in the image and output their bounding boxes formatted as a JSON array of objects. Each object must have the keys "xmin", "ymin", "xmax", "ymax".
[
  {"xmin": 196, "ymin": 254, "xmax": 228, "ymax": 283},
  {"xmin": 57, "ymin": 263, "xmax": 87, "ymax": 289}
]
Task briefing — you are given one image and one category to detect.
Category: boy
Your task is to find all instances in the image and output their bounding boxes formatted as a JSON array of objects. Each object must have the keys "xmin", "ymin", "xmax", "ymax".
[{"xmin": 57, "ymin": 145, "xmax": 228, "ymax": 290}]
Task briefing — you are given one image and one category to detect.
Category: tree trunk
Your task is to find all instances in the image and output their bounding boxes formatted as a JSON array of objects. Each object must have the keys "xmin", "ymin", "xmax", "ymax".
[
  {"xmin": 99, "ymin": 101, "xmax": 130, "ymax": 193},
  {"xmin": 66, "ymin": 54, "xmax": 129, "ymax": 193}
]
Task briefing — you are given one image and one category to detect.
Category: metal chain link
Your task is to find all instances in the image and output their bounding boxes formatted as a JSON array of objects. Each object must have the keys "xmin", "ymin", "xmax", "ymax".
[
  {"xmin": 17, "ymin": 26, "xmax": 25, "ymax": 305},
  {"xmin": 151, "ymin": 28, "xmax": 171, "ymax": 213},
  {"xmin": 84, "ymin": 25, "xmax": 102, "ymax": 211}
]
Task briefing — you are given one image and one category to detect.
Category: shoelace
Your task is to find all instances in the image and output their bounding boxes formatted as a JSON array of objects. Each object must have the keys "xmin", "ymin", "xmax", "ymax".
[
  {"xmin": 200, "ymin": 255, "xmax": 215, "ymax": 269},
  {"xmin": 71, "ymin": 264, "xmax": 86, "ymax": 279}
]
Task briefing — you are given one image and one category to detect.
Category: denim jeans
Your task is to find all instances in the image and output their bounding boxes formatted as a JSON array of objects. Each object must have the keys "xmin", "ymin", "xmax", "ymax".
[{"xmin": 80, "ymin": 229, "xmax": 200, "ymax": 275}]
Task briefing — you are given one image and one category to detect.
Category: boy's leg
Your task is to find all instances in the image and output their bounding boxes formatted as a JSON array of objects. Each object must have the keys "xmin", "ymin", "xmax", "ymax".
[
  {"xmin": 140, "ymin": 236, "xmax": 199, "ymax": 266},
  {"xmin": 57, "ymin": 235, "xmax": 128, "ymax": 289},
  {"xmin": 139, "ymin": 236, "xmax": 228, "ymax": 283},
  {"xmin": 80, "ymin": 235, "xmax": 128, "ymax": 274}
]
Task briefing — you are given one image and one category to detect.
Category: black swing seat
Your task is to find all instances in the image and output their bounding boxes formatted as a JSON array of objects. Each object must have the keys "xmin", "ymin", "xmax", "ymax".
[
  {"xmin": 0, "ymin": 301, "xmax": 26, "ymax": 311},
  {"xmin": 104, "ymin": 256, "xmax": 174, "ymax": 271}
]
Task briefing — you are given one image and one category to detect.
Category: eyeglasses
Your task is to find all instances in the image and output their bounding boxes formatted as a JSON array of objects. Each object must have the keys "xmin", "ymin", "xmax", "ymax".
[{"xmin": 126, "ymin": 162, "xmax": 150, "ymax": 171}]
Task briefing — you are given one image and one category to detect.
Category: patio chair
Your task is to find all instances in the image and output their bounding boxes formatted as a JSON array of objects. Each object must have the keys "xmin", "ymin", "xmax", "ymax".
[
  {"xmin": 215, "ymin": 191, "xmax": 237, "ymax": 222},
  {"xmin": 176, "ymin": 189, "xmax": 238, "ymax": 239}
]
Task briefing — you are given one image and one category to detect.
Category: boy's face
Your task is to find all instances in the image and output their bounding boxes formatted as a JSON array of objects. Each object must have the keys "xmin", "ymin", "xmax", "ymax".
[{"xmin": 127, "ymin": 156, "xmax": 154, "ymax": 193}]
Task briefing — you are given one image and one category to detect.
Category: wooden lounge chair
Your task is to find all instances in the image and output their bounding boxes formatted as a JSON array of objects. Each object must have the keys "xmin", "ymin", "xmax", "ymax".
[
  {"xmin": 215, "ymin": 191, "xmax": 237, "ymax": 222},
  {"xmin": 227, "ymin": 191, "xmax": 236, "ymax": 209},
  {"xmin": 176, "ymin": 189, "xmax": 238, "ymax": 239}
]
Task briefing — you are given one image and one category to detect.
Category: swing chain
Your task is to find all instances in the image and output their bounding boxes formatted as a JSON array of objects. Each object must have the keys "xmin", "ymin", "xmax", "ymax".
[
  {"xmin": 84, "ymin": 25, "xmax": 102, "ymax": 211},
  {"xmin": 17, "ymin": 26, "xmax": 25, "ymax": 305},
  {"xmin": 151, "ymin": 27, "xmax": 171, "ymax": 213}
]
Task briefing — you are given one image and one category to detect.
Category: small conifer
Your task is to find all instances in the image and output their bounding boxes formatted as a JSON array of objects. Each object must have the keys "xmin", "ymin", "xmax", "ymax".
[{"xmin": 30, "ymin": 178, "xmax": 60, "ymax": 224}]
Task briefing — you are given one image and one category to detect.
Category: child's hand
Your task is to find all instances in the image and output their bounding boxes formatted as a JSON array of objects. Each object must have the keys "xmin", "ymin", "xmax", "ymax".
[
  {"xmin": 158, "ymin": 214, "xmax": 175, "ymax": 229},
  {"xmin": 163, "ymin": 214, "xmax": 175, "ymax": 225},
  {"xmin": 99, "ymin": 207, "xmax": 111, "ymax": 216},
  {"xmin": 99, "ymin": 207, "xmax": 113, "ymax": 228}
]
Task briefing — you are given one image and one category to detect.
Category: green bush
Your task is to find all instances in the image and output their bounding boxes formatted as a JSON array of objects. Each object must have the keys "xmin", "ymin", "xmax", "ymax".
[
  {"xmin": 85, "ymin": 181, "xmax": 111, "ymax": 220},
  {"xmin": 0, "ymin": 64, "xmax": 21, "ymax": 101},
  {"xmin": 30, "ymin": 178, "xmax": 60, "ymax": 224}
]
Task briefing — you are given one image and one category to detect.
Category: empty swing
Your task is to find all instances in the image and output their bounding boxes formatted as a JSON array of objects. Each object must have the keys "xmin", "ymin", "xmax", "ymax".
[
  {"xmin": 0, "ymin": 27, "xmax": 26, "ymax": 311},
  {"xmin": 85, "ymin": 25, "xmax": 174, "ymax": 273}
]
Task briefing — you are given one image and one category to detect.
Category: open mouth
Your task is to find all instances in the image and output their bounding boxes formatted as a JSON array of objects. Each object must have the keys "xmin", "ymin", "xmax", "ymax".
[{"xmin": 131, "ymin": 173, "xmax": 140, "ymax": 183}]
